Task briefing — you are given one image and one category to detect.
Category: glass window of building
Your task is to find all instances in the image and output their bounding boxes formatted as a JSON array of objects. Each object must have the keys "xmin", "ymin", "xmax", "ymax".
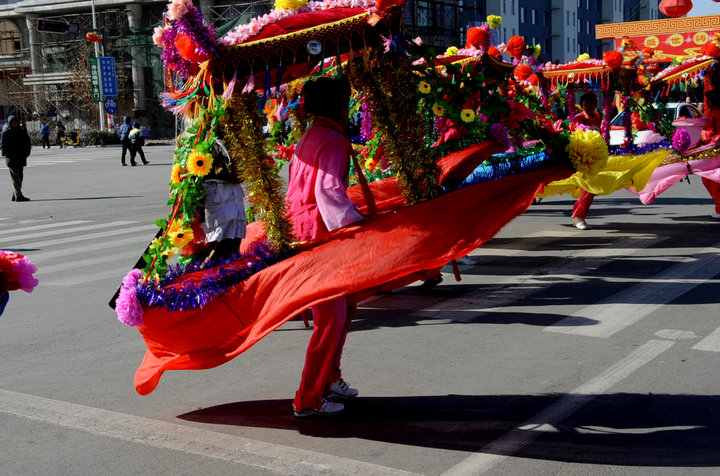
[
  {"xmin": 0, "ymin": 20, "xmax": 20, "ymax": 54},
  {"xmin": 520, "ymin": 6, "xmax": 525, "ymax": 23},
  {"xmin": 531, "ymin": 9, "xmax": 537, "ymax": 25}
]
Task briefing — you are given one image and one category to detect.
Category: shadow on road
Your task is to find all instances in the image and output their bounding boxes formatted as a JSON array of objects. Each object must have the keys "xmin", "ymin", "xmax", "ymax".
[
  {"xmin": 27, "ymin": 195, "xmax": 141, "ymax": 201},
  {"xmin": 178, "ymin": 393, "xmax": 720, "ymax": 467}
]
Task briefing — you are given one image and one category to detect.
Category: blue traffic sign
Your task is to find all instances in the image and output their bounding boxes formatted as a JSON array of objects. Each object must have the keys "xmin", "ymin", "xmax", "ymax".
[
  {"xmin": 98, "ymin": 56, "xmax": 117, "ymax": 97},
  {"xmin": 103, "ymin": 96, "xmax": 118, "ymax": 115}
]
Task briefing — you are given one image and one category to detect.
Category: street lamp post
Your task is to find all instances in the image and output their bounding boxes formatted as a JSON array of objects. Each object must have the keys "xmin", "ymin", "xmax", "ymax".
[{"xmin": 90, "ymin": 0, "xmax": 106, "ymax": 132}]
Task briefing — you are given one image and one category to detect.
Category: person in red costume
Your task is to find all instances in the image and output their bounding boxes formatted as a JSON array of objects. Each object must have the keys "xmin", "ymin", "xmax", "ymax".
[
  {"xmin": 699, "ymin": 87, "xmax": 720, "ymax": 219},
  {"xmin": 286, "ymin": 77, "xmax": 364, "ymax": 417},
  {"xmin": 569, "ymin": 92, "xmax": 602, "ymax": 230}
]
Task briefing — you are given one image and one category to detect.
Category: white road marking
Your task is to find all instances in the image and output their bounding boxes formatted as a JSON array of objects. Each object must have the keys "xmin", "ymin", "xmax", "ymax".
[
  {"xmin": 0, "ymin": 389, "xmax": 420, "ymax": 476},
  {"xmin": 1, "ymin": 221, "xmax": 137, "ymax": 243},
  {"xmin": 692, "ymin": 326, "xmax": 720, "ymax": 352},
  {"xmin": 544, "ymin": 246, "xmax": 720, "ymax": 338},
  {"xmin": 24, "ymin": 235, "xmax": 147, "ymax": 263},
  {"xmin": 655, "ymin": 329, "xmax": 698, "ymax": 340},
  {"xmin": 37, "ymin": 250, "xmax": 142, "ymax": 275},
  {"xmin": 11, "ymin": 224, "xmax": 156, "ymax": 250},
  {"xmin": 441, "ymin": 339, "xmax": 675, "ymax": 476},
  {"xmin": 0, "ymin": 220, "xmax": 91, "ymax": 236},
  {"xmin": 45, "ymin": 266, "xmax": 140, "ymax": 286},
  {"xmin": 574, "ymin": 425, "xmax": 702, "ymax": 435}
]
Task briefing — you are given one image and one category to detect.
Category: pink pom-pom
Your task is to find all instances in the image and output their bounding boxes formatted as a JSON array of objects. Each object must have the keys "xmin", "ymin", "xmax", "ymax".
[
  {"xmin": 13, "ymin": 256, "xmax": 38, "ymax": 293},
  {"xmin": 672, "ymin": 128, "xmax": 691, "ymax": 154},
  {"xmin": 116, "ymin": 269, "xmax": 144, "ymax": 327}
]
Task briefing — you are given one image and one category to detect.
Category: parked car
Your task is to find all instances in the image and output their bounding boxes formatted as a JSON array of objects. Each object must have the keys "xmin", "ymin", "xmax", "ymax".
[{"xmin": 608, "ymin": 102, "xmax": 705, "ymax": 146}]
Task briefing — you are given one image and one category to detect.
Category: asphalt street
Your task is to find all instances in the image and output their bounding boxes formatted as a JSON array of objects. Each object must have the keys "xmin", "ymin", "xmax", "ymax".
[{"xmin": 0, "ymin": 144, "xmax": 719, "ymax": 475}]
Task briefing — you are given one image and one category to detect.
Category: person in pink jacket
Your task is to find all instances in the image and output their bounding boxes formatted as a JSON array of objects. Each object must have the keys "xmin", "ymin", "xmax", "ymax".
[{"xmin": 286, "ymin": 77, "xmax": 364, "ymax": 417}]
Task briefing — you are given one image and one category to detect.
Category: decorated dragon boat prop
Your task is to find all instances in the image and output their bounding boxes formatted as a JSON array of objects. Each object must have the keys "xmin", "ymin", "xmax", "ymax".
[{"xmin": 116, "ymin": 0, "xmax": 608, "ymax": 395}]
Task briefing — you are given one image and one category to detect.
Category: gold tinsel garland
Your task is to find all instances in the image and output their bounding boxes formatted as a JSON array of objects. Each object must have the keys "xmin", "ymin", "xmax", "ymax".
[
  {"xmin": 221, "ymin": 93, "xmax": 294, "ymax": 252},
  {"xmin": 351, "ymin": 51, "xmax": 440, "ymax": 205},
  {"xmin": 660, "ymin": 145, "xmax": 720, "ymax": 167}
]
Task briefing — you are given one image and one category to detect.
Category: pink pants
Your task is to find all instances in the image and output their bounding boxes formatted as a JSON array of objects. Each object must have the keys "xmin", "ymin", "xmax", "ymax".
[
  {"xmin": 293, "ymin": 297, "xmax": 353, "ymax": 411},
  {"xmin": 702, "ymin": 177, "xmax": 720, "ymax": 214},
  {"xmin": 572, "ymin": 190, "xmax": 596, "ymax": 218}
]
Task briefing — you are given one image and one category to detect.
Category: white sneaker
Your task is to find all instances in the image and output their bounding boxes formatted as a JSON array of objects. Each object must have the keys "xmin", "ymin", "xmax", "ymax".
[
  {"xmin": 327, "ymin": 379, "xmax": 359, "ymax": 399},
  {"xmin": 293, "ymin": 398, "xmax": 344, "ymax": 418},
  {"xmin": 456, "ymin": 255, "xmax": 478, "ymax": 265},
  {"xmin": 711, "ymin": 212, "xmax": 720, "ymax": 219},
  {"xmin": 573, "ymin": 217, "xmax": 591, "ymax": 230}
]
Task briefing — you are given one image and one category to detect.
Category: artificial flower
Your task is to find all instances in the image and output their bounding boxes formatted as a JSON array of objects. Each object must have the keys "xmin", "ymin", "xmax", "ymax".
[
  {"xmin": 444, "ymin": 46, "xmax": 459, "ymax": 56},
  {"xmin": 187, "ymin": 150, "xmax": 213, "ymax": 176},
  {"xmin": 487, "ymin": 15, "xmax": 502, "ymax": 29},
  {"xmin": 0, "ymin": 251, "xmax": 37, "ymax": 293},
  {"xmin": 702, "ymin": 40, "xmax": 720, "ymax": 58},
  {"xmin": 170, "ymin": 163, "xmax": 184, "ymax": 184},
  {"xmin": 465, "ymin": 26, "xmax": 489, "ymax": 50},
  {"xmin": 566, "ymin": 128, "xmax": 608, "ymax": 176},
  {"xmin": 432, "ymin": 103, "xmax": 445, "ymax": 116},
  {"xmin": 152, "ymin": 26, "xmax": 169, "ymax": 47},
  {"xmin": 169, "ymin": 226, "xmax": 194, "ymax": 249},
  {"xmin": 460, "ymin": 109, "xmax": 476, "ymax": 123},
  {"xmin": 167, "ymin": 0, "xmax": 192, "ymax": 20},
  {"xmin": 603, "ymin": 50, "xmax": 623, "ymax": 69},
  {"xmin": 489, "ymin": 123, "xmax": 510, "ymax": 147},
  {"xmin": 672, "ymin": 128, "xmax": 691, "ymax": 154},
  {"xmin": 577, "ymin": 53, "xmax": 590, "ymax": 62},
  {"xmin": 514, "ymin": 64, "xmax": 533, "ymax": 82},
  {"xmin": 116, "ymin": 269, "xmax": 144, "ymax": 327},
  {"xmin": 487, "ymin": 46, "xmax": 501, "ymax": 58},
  {"xmin": 507, "ymin": 36, "xmax": 525, "ymax": 58},
  {"xmin": 418, "ymin": 81, "xmax": 431, "ymax": 94}
]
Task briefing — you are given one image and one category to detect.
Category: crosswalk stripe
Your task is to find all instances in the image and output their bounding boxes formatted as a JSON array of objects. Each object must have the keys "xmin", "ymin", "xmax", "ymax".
[
  {"xmin": 1, "ymin": 221, "xmax": 137, "ymax": 244},
  {"xmin": 0, "ymin": 220, "xmax": 91, "ymax": 237},
  {"xmin": 692, "ymin": 326, "xmax": 720, "ymax": 352},
  {"xmin": 37, "ymin": 250, "xmax": 143, "ymax": 275},
  {"xmin": 544, "ymin": 245, "xmax": 720, "ymax": 338},
  {"xmin": 45, "ymin": 266, "xmax": 143, "ymax": 286},
  {"xmin": 9, "ymin": 224, "xmax": 156, "ymax": 250},
  {"xmin": 24, "ymin": 235, "xmax": 147, "ymax": 264}
]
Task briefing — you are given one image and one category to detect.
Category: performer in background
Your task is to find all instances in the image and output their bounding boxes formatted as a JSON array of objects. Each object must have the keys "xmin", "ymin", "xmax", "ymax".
[
  {"xmin": 569, "ymin": 92, "xmax": 602, "ymax": 230},
  {"xmin": 286, "ymin": 77, "xmax": 363, "ymax": 417},
  {"xmin": 699, "ymin": 88, "xmax": 720, "ymax": 218}
]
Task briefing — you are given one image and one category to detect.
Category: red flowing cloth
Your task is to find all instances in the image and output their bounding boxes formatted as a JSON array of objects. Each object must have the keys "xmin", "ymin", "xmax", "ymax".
[{"xmin": 133, "ymin": 141, "xmax": 570, "ymax": 394}]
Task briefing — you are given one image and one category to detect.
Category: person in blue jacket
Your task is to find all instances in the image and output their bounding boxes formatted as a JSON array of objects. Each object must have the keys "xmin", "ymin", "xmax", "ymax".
[{"xmin": 118, "ymin": 116, "xmax": 133, "ymax": 166}]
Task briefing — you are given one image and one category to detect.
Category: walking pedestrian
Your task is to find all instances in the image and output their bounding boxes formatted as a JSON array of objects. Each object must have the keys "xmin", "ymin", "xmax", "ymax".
[
  {"xmin": 55, "ymin": 121, "xmax": 65, "ymax": 148},
  {"xmin": 286, "ymin": 77, "xmax": 363, "ymax": 417},
  {"xmin": 128, "ymin": 121, "xmax": 149, "ymax": 166},
  {"xmin": 40, "ymin": 122, "xmax": 50, "ymax": 148},
  {"xmin": 118, "ymin": 116, "xmax": 133, "ymax": 166},
  {"xmin": 2, "ymin": 115, "xmax": 32, "ymax": 202},
  {"xmin": 569, "ymin": 92, "xmax": 602, "ymax": 230}
]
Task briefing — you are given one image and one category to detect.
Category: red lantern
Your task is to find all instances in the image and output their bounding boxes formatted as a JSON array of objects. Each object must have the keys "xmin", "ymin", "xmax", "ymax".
[
  {"xmin": 465, "ymin": 26, "xmax": 489, "ymax": 50},
  {"xmin": 603, "ymin": 50, "xmax": 624, "ymax": 69},
  {"xmin": 658, "ymin": 0, "xmax": 693, "ymax": 18},
  {"xmin": 507, "ymin": 36, "xmax": 525, "ymax": 58},
  {"xmin": 174, "ymin": 32, "xmax": 209, "ymax": 63}
]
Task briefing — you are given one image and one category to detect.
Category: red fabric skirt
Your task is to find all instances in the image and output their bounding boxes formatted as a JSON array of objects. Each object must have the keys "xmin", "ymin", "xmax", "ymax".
[{"xmin": 133, "ymin": 141, "xmax": 570, "ymax": 394}]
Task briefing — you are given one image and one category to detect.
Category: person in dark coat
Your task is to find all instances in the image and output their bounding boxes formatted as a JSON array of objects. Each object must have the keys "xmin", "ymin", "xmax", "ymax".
[
  {"xmin": 1, "ymin": 115, "xmax": 32, "ymax": 202},
  {"xmin": 118, "ymin": 116, "xmax": 133, "ymax": 166}
]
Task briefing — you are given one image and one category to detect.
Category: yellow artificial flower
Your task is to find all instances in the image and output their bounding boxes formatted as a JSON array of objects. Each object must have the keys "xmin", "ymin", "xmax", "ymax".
[
  {"xmin": 444, "ymin": 46, "xmax": 459, "ymax": 56},
  {"xmin": 418, "ymin": 80, "xmax": 431, "ymax": 94},
  {"xmin": 148, "ymin": 238, "xmax": 163, "ymax": 251},
  {"xmin": 170, "ymin": 163, "xmax": 183, "ymax": 184},
  {"xmin": 166, "ymin": 218, "xmax": 182, "ymax": 236},
  {"xmin": 577, "ymin": 53, "xmax": 590, "ymax": 62},
  {"xmin": 169, "ymin": 227, "xmax": 194, "ymax": 249},
  {"xmin": 275, "ymin": 0, "xmax": 308, "ymax": 10},
  {"xmin": 487, "ymin": 15, "xmax": 502, "ymax": 29},
  {"xmin": 460, "ymin": 109, "xmax": 476, "ymax": 123},
  {"xmin": 187, "ymin": 150, "xmax": 213, "ymax": 177},
  {"xmin": 432, "ymin": 103, "xmax": 445, "ymax": 116},
  {"xmin": 566, "ymin": 128, "xmax": 608, "ymax": 176}
]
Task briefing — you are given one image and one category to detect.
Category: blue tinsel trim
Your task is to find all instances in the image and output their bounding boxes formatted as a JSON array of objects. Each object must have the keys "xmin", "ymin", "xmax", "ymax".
[
  {"xmin": 608, "ymin": 139, "xmax": 673, "ymax": 156},
  {"xmin": 136, "ymin": 240, "xmax": 294, "ymax": 312}
]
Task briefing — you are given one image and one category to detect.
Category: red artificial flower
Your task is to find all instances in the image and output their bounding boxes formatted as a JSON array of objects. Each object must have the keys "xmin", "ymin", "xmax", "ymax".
[
  {"xmin": 174, "ymin": 32, "xmax": 209, "ymax": 63},
  {"xmin": 507, "ymin": 36, "xmax": 526, "ymax": 58},
  {"xmin": 465, "ymin": 26, "xmax": 490, "ymax": 50},
  {"xmin": 528, "ymin": 74, "xmax": 539, "ymax": 86},
  {"xmin": 513, "ymin": 64, "xmax": 533, "ymax": 82},
  {"xmin": 603, "ymin": 50, "xmax": 624, "ymax": 69},
  {"xmin": 702, "ymin": 41, "xmax": 720, "ymax": 58},
  {"xmin": 487, "ymin": 46, "xmax": 500, "ymax": 58}
]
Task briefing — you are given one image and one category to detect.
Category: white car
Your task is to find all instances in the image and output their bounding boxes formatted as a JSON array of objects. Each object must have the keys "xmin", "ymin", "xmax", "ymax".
[{"xmin": 608, "ymin": 102, "xmax": 705, "ymax": 146}]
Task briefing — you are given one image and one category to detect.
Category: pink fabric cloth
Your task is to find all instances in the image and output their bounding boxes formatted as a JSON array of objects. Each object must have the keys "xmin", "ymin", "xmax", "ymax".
[
  {"xmin": 630, "ymin": 155, "xmax": 720, "ymax": 204},
  {"xmin": 286, "ymin": 117, "xmax": 363, "ymax": 241}
]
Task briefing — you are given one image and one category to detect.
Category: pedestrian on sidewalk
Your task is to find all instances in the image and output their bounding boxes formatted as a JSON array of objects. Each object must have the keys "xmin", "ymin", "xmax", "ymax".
[
  {"xmin": 2, "ymin": 115, "xmax": 32, "ymax": 202},
  {"xmin": 118, "ymin": 116, "xmax": 133, "ymax": 166},
  {"xmin": 40, "ymin": 122, "xmax": 50, "ymax": 148},
  {"xmin": 55, "ymin": 121, "xmax": 65, "ymax": 148},
  {"xmin": 128, "ymin": 122, "xmax": 149, "ymax": 166}
]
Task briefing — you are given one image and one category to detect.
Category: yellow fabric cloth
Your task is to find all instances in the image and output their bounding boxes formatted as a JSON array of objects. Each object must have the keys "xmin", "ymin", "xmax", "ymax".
[{"xmin": 539, "ymin": 148, "xmax": 671, "ymax": 198}]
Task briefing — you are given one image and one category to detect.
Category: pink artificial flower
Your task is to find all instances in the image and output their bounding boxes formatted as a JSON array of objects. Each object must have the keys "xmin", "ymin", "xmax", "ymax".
[
  {"xmin": 167, "ymin": 0, "xmax": 191, "ymax": 20},
  {"xmin": 152, "ymin": 26, "xmax": 168, "ymax": 47},
  {"xmin": 12, "ymin": 255, "xmax": 38, "ymax": 293},
  {"xmin": 116, "ymin": 269, "xmax": 144, "ymax": 327},
  {"xmin": 506, "ymin": 100, "xmax": 536, "ymax": 123}
]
